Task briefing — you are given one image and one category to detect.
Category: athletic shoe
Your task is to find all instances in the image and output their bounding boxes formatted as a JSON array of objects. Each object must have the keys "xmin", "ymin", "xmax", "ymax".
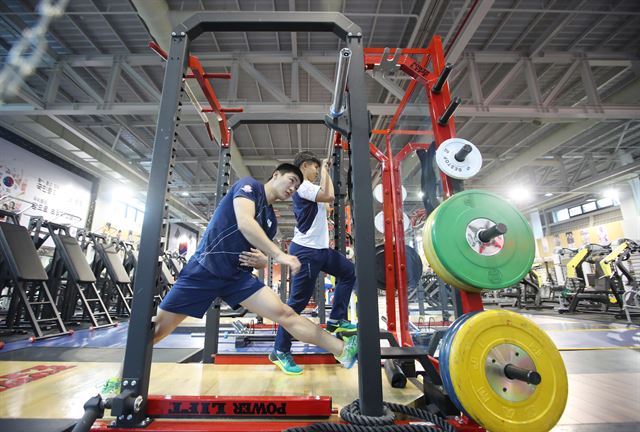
[
  {"xmin": 326, "ymin": 319, "xmax": 357, "ymax": 334},
  {"xmin": 335, "ymin": 335, "xmax": 358, "ymax": 369},
  {"xmin": 99, "ymin": 376, "xmax": 121, "ymax": 398},
  {"xmin": 269, "ymin": 350, "xmax": 304, "ymax": 375}
]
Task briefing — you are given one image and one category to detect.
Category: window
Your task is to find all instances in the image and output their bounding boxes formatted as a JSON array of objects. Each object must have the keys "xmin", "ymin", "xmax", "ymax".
[
  {"xmin": 597, "ymin": 198, "xmax": 613, "ymax": 209},
  {"xmin": 568, "ymin": 206, "xmax": 582, "ymax": 217},
  {"xmin": 553, "ymin": 197, "xmax": 618, "ymax": 224},
  {"xmin": 555, "ymin": 208, "xmax": 569, "ymax": 222}
]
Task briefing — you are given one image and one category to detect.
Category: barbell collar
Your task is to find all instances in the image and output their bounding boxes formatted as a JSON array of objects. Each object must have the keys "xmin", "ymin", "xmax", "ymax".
[{"xmin": 478, "ymin": 223, "xmax": 507, "ymax": 243}]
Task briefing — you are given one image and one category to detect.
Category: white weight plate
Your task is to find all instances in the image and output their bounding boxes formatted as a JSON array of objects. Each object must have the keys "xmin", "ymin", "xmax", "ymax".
[
  {"xmin": 373, "ymin": 184, "xmax": 384, "ymax": 203},
  {"xmin": 374, "ymin": 211, "xmax": 385, "ymax": 233},
  {"xmin": 373, "ymin": 184, "xmax": 407, "ymax": 203},
  {"xmin": 374, "ymin": 211, "xmax": 411, "ymax": 234},
  {"xmin": 436, "ymin": 138, "xmax": 482, "ymax": 180}
]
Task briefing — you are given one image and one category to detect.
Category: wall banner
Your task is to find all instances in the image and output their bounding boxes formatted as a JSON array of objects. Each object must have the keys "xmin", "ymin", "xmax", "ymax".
[{"xmin": 0, "ymin": 137, "xmax": 92, "ymax": 228}]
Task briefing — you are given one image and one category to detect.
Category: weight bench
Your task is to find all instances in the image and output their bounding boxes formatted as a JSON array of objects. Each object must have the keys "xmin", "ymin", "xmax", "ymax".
[
  {"xmin": 0, "ymin": 222, "xmax": 71, "ymax": 340},
  {"xmin": 91, "ymin": 235, "xmax": 134, "ymax": 316}
]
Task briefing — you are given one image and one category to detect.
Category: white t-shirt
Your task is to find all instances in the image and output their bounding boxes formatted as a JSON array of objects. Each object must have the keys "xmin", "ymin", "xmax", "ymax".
[{"xmin": 291, "ymin": 180, "xmax": 329, "ymax": 249}]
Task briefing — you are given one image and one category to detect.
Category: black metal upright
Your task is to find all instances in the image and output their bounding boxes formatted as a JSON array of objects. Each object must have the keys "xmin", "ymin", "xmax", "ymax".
[
  {"xmin": 332, "ymin": 144, "xmax": 346, "ymax": 254},
  {"xmin": 110, "ymin": 32, "xmax": 188, "ymax": 428},
  {"xmin": 202, "ymin": 146, "xmax": 231, "ymax": 363},
  {"xmin": 109, "ymin": 12, "xmax": 383, "ymax": 425},
  {"xmin": 343, "ymin": 31, "xmax": 383, "ymax": 417}
]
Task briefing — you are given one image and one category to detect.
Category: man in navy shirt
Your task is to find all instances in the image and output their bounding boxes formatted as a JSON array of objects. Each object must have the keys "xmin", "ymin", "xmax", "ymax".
[
  {"xmin": 270, "ymin": 153, "xmax": 357, "ymax": 375},
  {"xmin": 155, "ymin": 163, "xmax": 358, "ymax": 369}
]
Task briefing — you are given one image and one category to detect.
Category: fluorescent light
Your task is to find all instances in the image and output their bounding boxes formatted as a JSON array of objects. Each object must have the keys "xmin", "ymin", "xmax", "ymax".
[
  {"xmin": 418, "ymin": 191, "xmax": 424, "ymax": 198},
  {"xmin": 603, "ymin": 188, "xmax": 619, "ymax": 202},
  {"xmin": 508, "ymin": 186, "xmax": 530, "ymax": 202},
  {"xmin": 180, "ymin": 191, "xmax": 190, "ymax": 197},
  {"xmin": 544, "ymin": 192, "xmax": 554, "ymax": 197},
  {"xmin": 112, "ymin": 186, "xmax": 132, "ymax": 200}
]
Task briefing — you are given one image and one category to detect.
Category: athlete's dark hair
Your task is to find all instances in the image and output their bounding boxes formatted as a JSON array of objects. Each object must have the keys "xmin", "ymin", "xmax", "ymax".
[
  {"xmin": 272, "ymin": 163, "xmax": 304, "ymax": 184},
  {"xmin": 293, "ymin": 151, "xmax": 321, "ymax": 169}
]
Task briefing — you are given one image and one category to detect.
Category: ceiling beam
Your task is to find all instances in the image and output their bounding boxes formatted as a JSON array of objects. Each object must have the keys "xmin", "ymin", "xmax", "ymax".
[
  {"xmin": 298, "ymin": 59, "xmax": 334, "ymax": 93},
  {"xmin": 445, "ymin": 0, "xmax": 495, "ymax": 63},
  {"xmin": 239, "ymin": 59, "xmax": 291, "ymax": 103},
  {"xmin": 479, "ymin": 78, "xmax": 640, "ymax": 185},
  {"xmin": 36, "ymin": 51, "xmax": 637, "ymax": 69},
  {"xmin": 3, "ymin": 102, "xmax": 638, "ymax": 120}
]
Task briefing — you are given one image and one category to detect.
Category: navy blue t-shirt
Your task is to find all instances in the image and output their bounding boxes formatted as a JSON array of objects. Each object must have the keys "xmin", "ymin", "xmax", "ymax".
[{"xmin": 192, "ymin": 177, "xmax": 277, "ymax": 279}]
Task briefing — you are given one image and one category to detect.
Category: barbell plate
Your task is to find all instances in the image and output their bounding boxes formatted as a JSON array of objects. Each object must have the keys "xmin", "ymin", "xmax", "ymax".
[
  {"xmin": 435, "ymin": 138, "xmax": 482, "ymax": 180},
  {"xmin": 373, "ymin": 184, "xmax": 408, "ymax": 203},
  {"xmin": 448, "ymin": 310, "xmax": 568, "ymax": 432},
  {"xmin": 374, "ymin": 244, "xmax": 423, "ymax": 291},
  {"xmin": 430, "ymin": 190, "xmax": 535, "ymax": 290},
  {"xmin": 422, "ymin": 206, "xmax": 482, "ymax": 292},
  {"xmin": 374, "ymin": 211, "xmax": 411, "ymax": 234},
  {"xmin": 438, "ymin": 311, "xmax": 480, "ymax": 416}
]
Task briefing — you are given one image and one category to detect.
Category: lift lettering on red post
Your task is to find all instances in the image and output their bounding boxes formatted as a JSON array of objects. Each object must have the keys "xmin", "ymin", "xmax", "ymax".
[{"xmin": 147, "ymin": 395, "xmax": 332, "ymax": 418}]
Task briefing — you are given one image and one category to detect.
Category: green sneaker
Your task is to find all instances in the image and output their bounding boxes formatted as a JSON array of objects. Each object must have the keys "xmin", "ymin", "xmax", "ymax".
[
  {"xmin": 335, "ymin": 335, "xmax": 358, "ymax": 369},
  {"xmin": 326, "ymin": 319, "xmax": 357, "ymax": 333},
  {"xmin": 99, "ymin": 376, "xmax": 121, "ymax": 398},
  {"xmin": 269, "ymin": 351, "xmax": 303, "ymax": 375}
]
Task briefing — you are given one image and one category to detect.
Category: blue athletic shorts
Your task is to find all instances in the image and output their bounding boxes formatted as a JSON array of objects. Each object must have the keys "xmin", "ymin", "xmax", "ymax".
[{"xmin": 159, "ymin": 260, "xmax": 264, "ymax": 318}]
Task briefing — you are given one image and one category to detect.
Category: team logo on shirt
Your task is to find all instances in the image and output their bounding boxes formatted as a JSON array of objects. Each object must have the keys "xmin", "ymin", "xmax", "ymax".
[
  {"xmin": 267, "ymin": 218, "xmax": 272, "ymax": 228},
  {"xmin": 241, "ymin": 184, "xmax": 253, "ymax": 193}
]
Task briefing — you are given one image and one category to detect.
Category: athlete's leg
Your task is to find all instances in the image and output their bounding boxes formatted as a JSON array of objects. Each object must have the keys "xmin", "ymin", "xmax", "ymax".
[
  {"xmin": 274, "ymin": 245, "xmax": 322, "ymax": 353},
  {"xmin": 321, "ymin": 249, "xmax": 356, "ymax": 321},
  {"xmin": 242, "ymin": 286, "xmax": 343, "ymax": 356},
  {"xmin": 153, "ymin": 308, "xmax": 187, "ymax": 344}
]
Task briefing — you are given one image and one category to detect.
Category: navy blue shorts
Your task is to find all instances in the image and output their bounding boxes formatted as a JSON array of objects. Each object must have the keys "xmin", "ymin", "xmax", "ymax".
[{"xmin": 159, "ymin": 260, "xmax": 264, "ymax": 318}]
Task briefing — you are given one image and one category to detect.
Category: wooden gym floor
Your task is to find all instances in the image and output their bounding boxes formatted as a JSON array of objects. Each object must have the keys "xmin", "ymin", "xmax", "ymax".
[{"xmin": 0, "ymin": 313, "xmax": 639, "ymax": 431}]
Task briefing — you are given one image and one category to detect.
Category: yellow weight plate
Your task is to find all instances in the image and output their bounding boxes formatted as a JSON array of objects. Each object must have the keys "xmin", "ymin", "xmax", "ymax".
[
  {"xmin": 423, "ymin": 207, "xmax": 482, "ymax": 293},
  {"xmin": 423, "ymin": 209, "xmax": 477, "ymax": 292},
  {"xmin": 448, "ymin": 310, "xmax": 568, "ymax": 432}
]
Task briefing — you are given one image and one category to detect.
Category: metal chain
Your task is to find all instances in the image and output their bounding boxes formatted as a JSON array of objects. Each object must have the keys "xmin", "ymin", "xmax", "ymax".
[{"xmin": 0, "ymin": 0, "xmax": 69, "ymax": 104}]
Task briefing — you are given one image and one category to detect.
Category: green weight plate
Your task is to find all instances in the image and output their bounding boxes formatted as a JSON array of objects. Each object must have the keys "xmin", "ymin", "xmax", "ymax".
[
  {"xmin": 430, "ymin": 190, "xmax": 535, "ymax": 290},
  {"xmin": 423, "ymin": 207, "xmax": 481, "ymax": 292}
]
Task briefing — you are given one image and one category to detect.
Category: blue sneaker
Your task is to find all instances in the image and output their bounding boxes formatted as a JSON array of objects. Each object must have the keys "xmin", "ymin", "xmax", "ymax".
[
  {"xmin": 326, "ymin": 319, "xmax": 357, "ymax": 334},
  {"xmin": 269, "ymin": 351, "xmax": 303, "ymax": 375},
  {"xmin": 335, "ymin": 335, "xmax": 358, "ymax": 369}
]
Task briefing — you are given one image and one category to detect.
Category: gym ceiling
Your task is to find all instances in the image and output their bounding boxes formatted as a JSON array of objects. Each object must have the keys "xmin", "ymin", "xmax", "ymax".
[{"xmin": 0, "ymin": 0, "xmax": 638, "ymax": 236}]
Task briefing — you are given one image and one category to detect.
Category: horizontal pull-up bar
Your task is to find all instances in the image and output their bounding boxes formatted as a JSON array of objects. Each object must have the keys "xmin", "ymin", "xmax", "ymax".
[
  {"xmin": 226, "ymin": 112, "xmax": 326, "ymax": 130},
  {"xmin": 174, "ymin": 12, "xmax": 361, "ymax": 41}
]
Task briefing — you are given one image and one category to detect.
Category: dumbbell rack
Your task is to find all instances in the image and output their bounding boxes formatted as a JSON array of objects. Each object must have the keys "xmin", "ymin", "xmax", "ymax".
[{"xmin": 365, "ymin": 38, "xmax": 484, "ymax": 349}]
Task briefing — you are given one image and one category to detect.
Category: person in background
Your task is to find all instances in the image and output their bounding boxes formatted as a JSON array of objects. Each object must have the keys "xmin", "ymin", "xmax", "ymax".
[{"xmin": 269, "ymin": 152, "xmax": 357, "ymax": 375}]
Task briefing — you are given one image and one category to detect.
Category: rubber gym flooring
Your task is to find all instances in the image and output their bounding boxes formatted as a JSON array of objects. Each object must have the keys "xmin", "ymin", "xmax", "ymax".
[{"xmin": 0, "ymin": 312, "xmax": 638, "ymax": 431}]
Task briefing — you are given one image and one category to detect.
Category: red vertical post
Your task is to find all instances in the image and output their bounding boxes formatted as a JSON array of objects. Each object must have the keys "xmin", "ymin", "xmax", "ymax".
[
  {"xmin": 426, "ymin": 36, "xmax": 484, "ymax": 313},
  {"xmin": 380, "ymin": 156, "xmax": 398, "ymax": 337},
  {"xmin": 386, "ymin": 136, "xmax": 412, "ymax": 347},
  {"xmin": 370, "ymin": 142, "xmax": 397, "ymax": 337}
]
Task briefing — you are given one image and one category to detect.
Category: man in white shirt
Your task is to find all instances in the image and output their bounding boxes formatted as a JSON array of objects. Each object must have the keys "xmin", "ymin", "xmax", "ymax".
[{"xmin": 269, "ymin": 151, "xmax": 357, "ymax": 375}]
